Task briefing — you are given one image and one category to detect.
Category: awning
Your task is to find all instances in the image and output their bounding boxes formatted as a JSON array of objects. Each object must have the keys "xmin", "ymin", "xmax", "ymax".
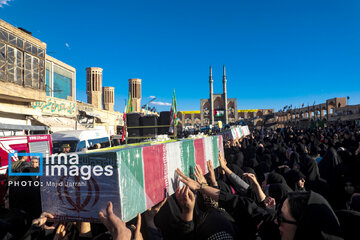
[
  {"xmin": 0, "ymin": 123, "xmax": 49, "ymax": 131},
  {"xmin": 32, "ymin": 116, "xmax": 88, "ymax": 132}
]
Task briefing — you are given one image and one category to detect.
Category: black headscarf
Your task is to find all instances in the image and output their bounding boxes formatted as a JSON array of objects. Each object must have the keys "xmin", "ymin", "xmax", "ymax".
[
  {"xmin": 268, "ymin": 183, "xmax": 292, "ymax": 205},
  {"xmin": 284, "ymin": 169, "xmax": 306, "ymax": 191},
  {"xmin": 289, "ymin": 152, "xmax": 301, "ymax": 169},
  {"xmin": 266, "ymin": 172, "xmax": 287, "ymax": 185},
  {"xmin": 299, "ymin": 156, "xmax": 320, "ymax": 182},
  {"xmin": 294, "ymin": 191, "xmax": 343, "ymax": 240},
  {"xmin": 318, "ymin": 145, "xmax": 342, "ymax": 184}
]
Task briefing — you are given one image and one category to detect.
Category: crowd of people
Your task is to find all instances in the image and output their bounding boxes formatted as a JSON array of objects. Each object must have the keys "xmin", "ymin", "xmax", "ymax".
[{"xmin": 1, "ymin": 124, "xmax": 360, "ymax": 239}]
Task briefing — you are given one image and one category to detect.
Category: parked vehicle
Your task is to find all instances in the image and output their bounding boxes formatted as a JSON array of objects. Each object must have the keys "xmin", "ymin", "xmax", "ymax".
[
  {"xmin": 51, "ymin": 130, "xmax": 111, "ymax": 153},
  {"xmin": 0, "ymin": 134, "xmax": 52, "ymax": 203}
]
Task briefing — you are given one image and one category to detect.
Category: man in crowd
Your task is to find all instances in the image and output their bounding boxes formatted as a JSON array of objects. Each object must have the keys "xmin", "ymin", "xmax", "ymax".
[{"xmin": 61, "ymin": 143, "xmax": 71, "ymax": 153}]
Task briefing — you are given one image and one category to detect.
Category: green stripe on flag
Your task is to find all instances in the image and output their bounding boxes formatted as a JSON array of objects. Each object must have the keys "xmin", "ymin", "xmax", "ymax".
[
  {"xmin": 117, "ymin": 148, "xmax": 146, "ymax": 221},
  {"xmin": 180, "ymin": 139, "xmax": 196, "ymax": 178},
  {"xmin": 212, "ymin": 136, "xmax": 220, "ymax": 168}
]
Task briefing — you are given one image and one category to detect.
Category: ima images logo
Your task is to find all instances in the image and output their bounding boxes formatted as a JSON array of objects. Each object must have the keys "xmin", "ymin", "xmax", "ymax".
[{"xmin": 8, "ymin": 152, "xmax": 113, "ymax": 180}]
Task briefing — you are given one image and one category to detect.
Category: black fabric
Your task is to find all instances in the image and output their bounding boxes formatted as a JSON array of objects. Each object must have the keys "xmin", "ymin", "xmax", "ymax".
[
  {"xmin": 154, "ymin": 195, "xmax": 194, "ymax": 240},
  {"xmin": 318, "ymin": 147, "xmax": 342, "ymax": 183},
  {"xmin": 335, "ymin": 209, "xmax": 360, "ymax": 240},
  {"xmin": 284, "ymin": 170, "xmax": 306, "ymax": 191},
  {"xmin": 294, "ymin": 191, "xmax": 344, "ymax": 240},
  {"xmin": 219, "ymin": 192, "xmax": 277, "ymax": 240},
  {"xmin": 350, "ymin": 195, "xmax": 360, "ymax": 212},
  {"xmin": 195, "ymin": 208, "xmax": 239, "ymax": 240},
  {"xmin": 268, "ymin": 183, "xmax": 292, "ymax": 205},
  {"xmin": 299, "ymin": 155, "xmax": 320, "ymax": 182},
  {"xmin": 266, "ymin": 173, "xmax": 287, "ymax": 185}
]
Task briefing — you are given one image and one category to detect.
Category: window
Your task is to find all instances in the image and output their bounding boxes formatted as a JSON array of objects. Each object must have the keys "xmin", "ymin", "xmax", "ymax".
[
  {"xmin": 0, "ymin": 27, "xmax": 45, "ymax": 88},
  {"xmin": 7, "ymin": 46, "xmax": 15, "ymax": 82},
  {"xmin": 0, "ymin": 42, "xmax": 5, "ymax": 81},
  {"xmin": 25, "ymin": 42, "xmax": 31, "ymax": 52},
  {"xmin": 40, "ymin": 59, "xmax": 44, "ymax": 89},
  {"xmin": 38, "ymin": 48, "xmax": 44, "ymax": 57},
  {"xmin": 0, "ymin": 29, "xmax": 8, "ymax": 41},
  {"xmin": 52, "ymin": 141, "xmax": 78, "ymax": 154},
  {"xmin": 31, "ymin": 45, "xmax": 37, "ymax": 56},
  {"xmin": 45, "ymin": 60, "xmax": 51, "ymax": 96},
  {"xmin": 24, "ymin": 53, "xmax": 41, "ymax": 88},
  {"xmin": 53, "ymin": 65, "xmax": 72, "ymax": 100},
  {"xmin": 16, "ymin": 38, "xmax": 23, "ymax": 49},
  {"xmin": 24, "ymin": 53, "xmax": 32, "ymax": 86},
  {"xmin": 5, "ymin": 45, "xmax": 23, "ymax": 84},
  {"xmin": 15, "ymin": 50, "xmax": 23, "ymax": 85},
  {"xmin": 9, "ymin": 34, "xmax": 16, "ymax": 45}
]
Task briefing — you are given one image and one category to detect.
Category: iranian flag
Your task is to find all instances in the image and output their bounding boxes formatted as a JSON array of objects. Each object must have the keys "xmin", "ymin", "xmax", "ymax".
[
  {"xmin": 169, "ymin": 89, "xmax": 178, "ymax": 134},
  {"xmin": 215, "ymin": 110, "xmax": 225, "ymax": 117}
]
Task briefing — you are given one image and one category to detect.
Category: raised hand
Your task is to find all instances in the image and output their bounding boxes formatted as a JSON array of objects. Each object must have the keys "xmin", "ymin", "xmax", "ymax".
[
  {"xmin": 144, "ymin": 197, "xmax": 167, "ymax": 230},
  {"xmin": 130, "ymin": 213, "xmax": 143, "ymax": 240},
  {"xmin": 176, "ymin": 168, "xmax": 200, "ymax": 191},
  {"xmin": 183, "ymin": 186, "xmax": 195, "ymax": 212},
  {"xmin": 194, "ymin": 165, "xmax": 207, "ymax": 184},
  {"xmin": 218, "ymin": 152, "xmax": 232, "ymax": 175},
  {"xmin": 176, "ymin": 186, "xmax": 196, "ymax": 221},
  {"xmin": 145, "ymin": 197, "xmax": 167, "ymax": 217},
  {"xmin": 243, "ymin": 173, "xmax": 259, "ymax": 185},
  {"xmin": 264, "ymin": 196, "xmax": 276, "ymax": 210},
  {"xmin": 32, "ymin": 212, "xmax": 56, "ymax": 230},
  {"xmin": 243, "ymin": 173, "xmax": 266, "ymax": 202},
  {"xmin": 53, "ymin": 223, "xmax": 71, "ymax": 240},
  {"xmin": 207, "ymin": 160, "xmax": 217, "ymax": 186},
  {"xmin": 218, "ymin": 152, "xmax": 227, "ymax": 169},
  {"xmin": 99, "ymin": 201, "xmax": 136, "ymax": 240}
]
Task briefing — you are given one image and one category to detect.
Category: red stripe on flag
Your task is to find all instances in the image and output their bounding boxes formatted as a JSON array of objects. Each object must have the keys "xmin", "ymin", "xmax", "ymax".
[
  {"xmin": 193, "ymin": 138, "xmax": 206, "ymax": 173},
  {"xmin": 142, "ymin": 145, "xmax": 166, "ymax": 209},
  {"xmin": 241, "ymin": 127, "xmax": 245, "ymax": 136},
  {"xmin": 219, "ymin": 135, "xmax": 224, "ymax": 156}
]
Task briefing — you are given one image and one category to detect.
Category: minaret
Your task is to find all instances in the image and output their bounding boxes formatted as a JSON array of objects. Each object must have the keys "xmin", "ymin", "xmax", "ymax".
[
  {"xmin": 209, "ymin": 66, "xmax": 214, "ymax": 125},
  {"xmin": 223, "ymin": 65, "xmax": 228, "ymax": 124}
]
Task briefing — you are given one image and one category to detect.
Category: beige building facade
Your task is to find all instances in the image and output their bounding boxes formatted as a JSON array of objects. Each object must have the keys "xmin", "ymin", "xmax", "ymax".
[
  {"xmin": 275, "ymin": 97, "xmax": 360, "ymax": 127},
  {"xmin": 0, "ymin": 19, "xmax": 123, "ymax": 136},
  {"xmin": 0, "ymin": 19, "xmax": 48, "ymax": 135}
]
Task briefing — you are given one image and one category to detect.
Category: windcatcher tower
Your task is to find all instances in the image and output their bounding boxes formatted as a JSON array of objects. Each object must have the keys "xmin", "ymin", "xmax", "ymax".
[
  {"xmin": 86, "ymin": 67, "xmax": 103, "ymax": 109},
  {"xmin": 103, "ymin": 86, "xmax": 114, "ymax": 111},
  {"xmin": 128, "ymin": 78, "xmax": 142, "ymax": 112}
]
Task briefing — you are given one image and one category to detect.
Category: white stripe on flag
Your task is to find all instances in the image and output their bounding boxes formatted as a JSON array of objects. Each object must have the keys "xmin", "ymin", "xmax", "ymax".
[
  {"xmin": 203, "ymin": 137, "xmax": 213, "ymax": 174},
  {"xmin": 165, "ymin": 141, "xmax": 182, "ymax": 195}
]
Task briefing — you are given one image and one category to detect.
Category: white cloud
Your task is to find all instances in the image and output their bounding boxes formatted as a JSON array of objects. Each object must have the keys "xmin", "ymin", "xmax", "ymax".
[
  {"xmin": 151, "ymin": 101, "xmax": 171, "ymax": 106},
  {"xmin": 0, "ymin": 0, "xmax": 13, "ymax": 7},
  {"xmin": 65, "ymin": 43, "xmax": 70, "ymax": 49},
  {"xmin": 149, "ymin": 96, "xmax": 156, "ymax": 99}
]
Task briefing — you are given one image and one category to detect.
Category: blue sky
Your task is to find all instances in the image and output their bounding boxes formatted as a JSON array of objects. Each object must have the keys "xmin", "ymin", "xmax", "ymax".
[{"xmin": 1, "ymin": 0, "xmax": 360, "ymax": 112}]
